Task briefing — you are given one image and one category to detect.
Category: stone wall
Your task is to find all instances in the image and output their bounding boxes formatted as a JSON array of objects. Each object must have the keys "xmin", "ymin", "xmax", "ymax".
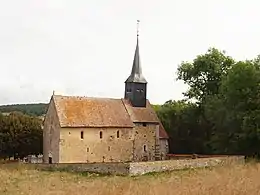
[
  {"xmin": 59, "ymin": 123, "xmax": 159, "ymax": 163},
  {"xmin": 43, "ymin": 97, "xmax": 60, "ymax": 163},
  {"xmin": 128, "ymin": 156, "xmax": 244, "ymax": 176},
  {"xmin": 59, "ymin": 127, "xmax": 133, "ymax": 163},
  {"xmin": 36, "ymin": 156, "xmax": 244, "ymax": 176},
  {"xmin": 37, "ymin": 162, "xmax": 130, "ymax": 175},
  {"xmin": 159, "ymin": 139, "xmax": 169, "ymax": 160},
  {"xmin": 133, "ymin": 123, "xmax": 157, "ymax": 161}
]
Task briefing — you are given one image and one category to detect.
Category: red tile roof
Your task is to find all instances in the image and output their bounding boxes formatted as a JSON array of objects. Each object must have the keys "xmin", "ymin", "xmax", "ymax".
[
  {"xmin": 51, "ymin": 95, "xmax": 169, "ymax": 139},
  {"xmin": 53, "ymin": 95, "xmax": 133, "ymax": 128},
  {"xmin": 122, "ymin": 99, "xmax": 159, "ymax": 123}
]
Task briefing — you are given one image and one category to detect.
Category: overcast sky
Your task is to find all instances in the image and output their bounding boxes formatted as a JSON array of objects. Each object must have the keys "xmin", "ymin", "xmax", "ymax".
[{"xmin": 1, "ymin": 0, "xmax": 260, "ymax": 105}]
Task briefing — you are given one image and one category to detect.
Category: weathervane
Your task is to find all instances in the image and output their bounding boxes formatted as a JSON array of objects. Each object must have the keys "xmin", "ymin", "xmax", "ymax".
[{"xmin": 137, "ymin": 20, "xmax": 140, "ymax": 36}]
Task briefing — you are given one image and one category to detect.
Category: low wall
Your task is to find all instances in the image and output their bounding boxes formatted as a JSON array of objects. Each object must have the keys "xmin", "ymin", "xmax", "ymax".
[
  {"xmin": 37, "ymin": 162, "xmax": 130, "ymax": 175},
  {"xmin": 129, "ymin": 156, "xmax": 244, "ymax": 176},
  {"xmin": 167, "ymin": 154, "xmax": 239, "ymax": 160},
  {"xmin": 35, "ymin": 156, "xmax": 244, "ymax": 176}
]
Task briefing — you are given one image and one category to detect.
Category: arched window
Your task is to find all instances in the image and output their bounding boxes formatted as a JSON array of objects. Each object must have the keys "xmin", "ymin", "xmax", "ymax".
[
  {"xmin": 100, "ymin": 131, "xmax": 103, "ymax": 139},
  {"xmin": 144, "ymin": 145, "xmax": 147, "ymax": 152},
  {"xmin": 117, "ymin": 130, "xmax": 120, "ymax": 138}
]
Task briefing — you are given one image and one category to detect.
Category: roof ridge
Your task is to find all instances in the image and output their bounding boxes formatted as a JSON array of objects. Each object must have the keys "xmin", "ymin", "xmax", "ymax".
[{"xmin": 54, "ymin": 94, "xmax": 121, "ymax": 101}]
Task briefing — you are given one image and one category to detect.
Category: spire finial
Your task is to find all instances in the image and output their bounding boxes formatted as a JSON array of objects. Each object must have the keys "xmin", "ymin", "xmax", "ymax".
[{"xmin": 137, "ymin": 20, "xmax": 140, "ymax": 37}]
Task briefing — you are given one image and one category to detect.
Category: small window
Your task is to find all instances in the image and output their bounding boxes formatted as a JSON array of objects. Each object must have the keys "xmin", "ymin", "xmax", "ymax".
[
  {"xmin": 108, "ymin": 146, "xmax": 111, "ymax": 151},
  {"xmin": 127, "ymin": 88, "xmax": 132, "ymax": 93},
  {"xmin": 87, "ymin": 148, "xmax": 89, "ymax": 152},
  {"xmin": 142, "ymin": 123, "xmax": 147, "ymax": 127},
  {"xmin": 100, "ymin": 131, "xmax": 103, "ymax": 139},
  {"xmin": 117, "ymin": 130, "xmax": 120, "ymax": 138},
  {"xmin": 144, "ymin": 145, "xmax": 147, "ymax": 152},
  {"xmin": 81, "ymin": 131, "xmax": 84, "ymax": 139},
  {"xmin": 48, "ymin": 157, "xmax": 52, "ymax": 164}
]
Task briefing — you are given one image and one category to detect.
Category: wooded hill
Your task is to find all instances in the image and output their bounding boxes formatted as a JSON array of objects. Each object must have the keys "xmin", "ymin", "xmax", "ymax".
[{"xmin": 0, "ymin": 103, "xmax": 48, "ymax": 116}]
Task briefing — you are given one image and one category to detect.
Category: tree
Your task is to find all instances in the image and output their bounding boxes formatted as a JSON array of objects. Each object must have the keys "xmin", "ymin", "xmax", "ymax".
[
  {"xmin": 204, "ymin": 60, "xmax": 260, "ymax": 155},
  {"xmin": 177, "ymin": 48, "xmax": 235, "ymax": 103},
  {"xmin": 176, "ymin": 48, "xmax": 236, "ymax": 153},
  {"xmin": 154, "ymin": 100, "xmax": 207, "ymax": 154},
  {"xmin": 0, "ymin": 103, "xmax": 48, "ymax": 116},
  {"xmin": 0, "ymin": 112, "xmax": 43, "ymax": 159},
  {"xmin": 153, "ymin": 48, "xmax": 260, "ymax": 156}
]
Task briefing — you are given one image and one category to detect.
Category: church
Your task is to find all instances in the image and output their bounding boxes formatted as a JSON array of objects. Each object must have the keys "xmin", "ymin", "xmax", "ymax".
[{"xmin": 43, "ymin": 32, "xmax": 169, "ymax": 164}]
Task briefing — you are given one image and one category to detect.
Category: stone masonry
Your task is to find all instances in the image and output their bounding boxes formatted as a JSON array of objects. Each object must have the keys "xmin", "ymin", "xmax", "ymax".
[{"xmin": 37, "ymin": 156, "xmax": 244, "ymax": 176}]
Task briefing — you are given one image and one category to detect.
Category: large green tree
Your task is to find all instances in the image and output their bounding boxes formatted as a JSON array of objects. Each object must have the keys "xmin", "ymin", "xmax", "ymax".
[
  {"xmin": 155, "ymin": 48, "xmax": 260, "ymax": 156},
  {"xmin": 175, "ymin": 48, "xmax": 236, "ymax": 153},
  {"xmin": 0, "ymin": 112, "xmax": 43, "ymax": 159},
  {"xmin": 177, "ymin": 48, "xmax": 235, "ymax": 102},
  {"xmin": 204, "ymin": 60, "xmax": 260, "ymax": 155}
]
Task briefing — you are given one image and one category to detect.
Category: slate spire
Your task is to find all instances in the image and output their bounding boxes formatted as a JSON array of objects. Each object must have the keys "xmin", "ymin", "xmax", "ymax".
[
  {"xmin": 125, "ymin": 21, "xmax": 147, "ymax": 84},
  {"xmin": 124, "ymin": 20, "xmax": 147, "ymax": 107}
]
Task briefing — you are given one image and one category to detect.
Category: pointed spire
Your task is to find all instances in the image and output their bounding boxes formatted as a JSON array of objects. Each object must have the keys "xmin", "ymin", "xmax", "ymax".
[{"xmin": 125, "ymin": 20, "xmax": 147, "ymax": 84}]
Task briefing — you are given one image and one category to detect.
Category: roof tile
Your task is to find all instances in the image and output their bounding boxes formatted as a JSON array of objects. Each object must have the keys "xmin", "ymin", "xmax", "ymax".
[
  {"xmin": 53, "ymin": 95, "xmax": 133, "ymax": 128},
  {"xmin": 51, "ymin": 95, "xmax": 168, "ymax": 140},
  {"xmin": 122, "ymin": 99, "xmax": 159, "ymax": 123}
]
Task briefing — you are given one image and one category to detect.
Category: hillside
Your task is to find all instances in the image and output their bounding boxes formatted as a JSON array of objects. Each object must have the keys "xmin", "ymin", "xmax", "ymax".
[{"xmin": 0, "ymin": 103, "xmax": 48, "ymax": 116}]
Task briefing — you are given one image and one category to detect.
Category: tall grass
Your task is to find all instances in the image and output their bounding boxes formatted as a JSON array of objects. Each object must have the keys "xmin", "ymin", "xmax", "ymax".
[{"xmin": 0, "ymin": 162, "xmax": 260, "ymax": 195}]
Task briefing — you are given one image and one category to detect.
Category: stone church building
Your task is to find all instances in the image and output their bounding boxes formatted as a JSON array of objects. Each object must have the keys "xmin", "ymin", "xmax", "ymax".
[{"xmin": 43, "ymin": 34, "xmax": 169, "ymax": 164}]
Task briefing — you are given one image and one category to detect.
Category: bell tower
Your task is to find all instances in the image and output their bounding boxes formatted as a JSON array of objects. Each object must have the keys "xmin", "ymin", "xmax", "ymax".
[{"xmin": 124, "ymin": 20, "xmax": 147, "ymax": 107}]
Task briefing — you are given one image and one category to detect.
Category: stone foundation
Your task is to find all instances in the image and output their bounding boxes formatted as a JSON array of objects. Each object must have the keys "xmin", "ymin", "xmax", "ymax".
[{"xmin": 36, "ymin": 156, "xmax": 244, "ymax": 176}]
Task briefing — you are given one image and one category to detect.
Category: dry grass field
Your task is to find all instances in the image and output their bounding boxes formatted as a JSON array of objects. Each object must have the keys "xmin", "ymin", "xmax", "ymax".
[{"xmin": 0, "ymin": 162, "xmax": 260, "ymax": 195}]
